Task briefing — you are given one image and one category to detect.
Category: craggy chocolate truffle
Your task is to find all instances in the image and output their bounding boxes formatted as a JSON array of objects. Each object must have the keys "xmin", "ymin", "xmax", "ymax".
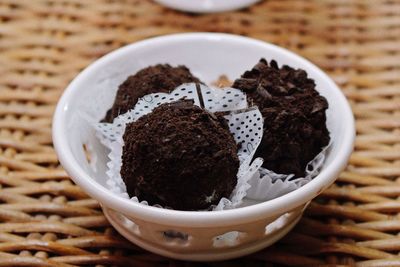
[
  {"xmin": 103, "ymin": 64, "xmax": 201, "ymax": 122},
  {"xmin": 233, "ymin": 59, "xmax": 330, "ymax": 177},
  {"xmin": 121, "ymin": 100, "xmax": 239, "ymax": 211}
]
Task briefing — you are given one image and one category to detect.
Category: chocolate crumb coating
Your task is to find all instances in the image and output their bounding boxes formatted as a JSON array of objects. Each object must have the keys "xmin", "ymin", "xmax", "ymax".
[
  {"xmin": 233, "ymin": 59, "xmax": 330, "ymax": 177},
  {"xmin": 102, "ymin": 64, "xmax": 201, "ymax": 122},
  {"xmin": 121, "ymin": 100, "xmax": 239, "ymax": 211}
]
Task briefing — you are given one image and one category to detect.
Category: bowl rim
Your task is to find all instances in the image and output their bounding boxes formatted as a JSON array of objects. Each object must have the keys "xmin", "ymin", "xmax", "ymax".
[
  {"xmin": 53, "ymin": 32, "xmax": 355, "ymax": 227},
  {"xmin": 153, "ymin": 0, "xmax": 262, "ymax": 13}
]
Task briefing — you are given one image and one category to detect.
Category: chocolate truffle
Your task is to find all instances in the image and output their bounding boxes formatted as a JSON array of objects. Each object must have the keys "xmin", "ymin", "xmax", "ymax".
[
  {"xmin": 102, "ymin": 64, "xmax": 201, "ymax": 122},
  {"xmin": 233, "ymin": 59, "xmax": 330, "ymax": 177},
  {"xmin": 121, "ymin": 100, "xmax": 239, "ymax": 211}
]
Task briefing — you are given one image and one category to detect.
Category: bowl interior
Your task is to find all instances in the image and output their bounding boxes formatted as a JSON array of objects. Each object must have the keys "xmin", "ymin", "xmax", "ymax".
[{"xmin": 54, "ymin": 33, "xmax": 353, "ymax": 219}]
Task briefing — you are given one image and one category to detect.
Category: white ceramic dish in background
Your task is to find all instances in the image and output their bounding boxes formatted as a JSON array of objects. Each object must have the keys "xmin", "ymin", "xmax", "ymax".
[
  {"xmin": 154, "ymin": 0, "xmax": 261, "ymax": 13},
  {"xmin": 53, "ymin": 33, "xmax": 355, "ymax": 261}
]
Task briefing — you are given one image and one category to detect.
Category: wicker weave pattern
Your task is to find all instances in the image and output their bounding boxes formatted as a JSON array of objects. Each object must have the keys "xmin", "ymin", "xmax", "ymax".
[{"xmin": 0, "ymin": 0, "xmax": 399, "ymax": 266}]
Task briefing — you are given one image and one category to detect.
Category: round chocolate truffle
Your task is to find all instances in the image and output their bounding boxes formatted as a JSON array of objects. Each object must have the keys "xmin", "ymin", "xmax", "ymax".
[
  {"xmin": 103, "ymin": 64, "xmax": 201, "ymax": 122},
  {"xmin": 233, "ymin": 59, "xmax": 330, "ymax": 177},
  {"xmin": 121, "ymin": 100, "xmax": 239, "ymax": 211}
]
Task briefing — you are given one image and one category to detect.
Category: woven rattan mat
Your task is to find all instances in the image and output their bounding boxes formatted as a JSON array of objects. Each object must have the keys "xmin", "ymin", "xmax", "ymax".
[{"xmin": 0, "ymin": 0, "xmax": 399, "ymax": 266}]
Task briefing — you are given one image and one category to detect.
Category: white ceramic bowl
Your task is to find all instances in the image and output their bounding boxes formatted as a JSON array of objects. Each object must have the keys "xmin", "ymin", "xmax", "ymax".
[
  {"xmin": 53, "ymin": 33, "xmax": 355, "ymax": 261},
  {"xmin": 154, "ymin": 0, "xmax": 261, "ymax": 13}
]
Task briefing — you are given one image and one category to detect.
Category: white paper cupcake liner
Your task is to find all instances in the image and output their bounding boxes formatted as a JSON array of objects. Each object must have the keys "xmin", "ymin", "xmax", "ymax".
[
  {"xmin": 246, "ymin": 143, "xmax": 331, "ymax": 202},
  {"xmin": 95, "ymin": 83, "xmax": 264, "ymax": 211},
  {"xmin": 93, "ymin": 82, "xmax": 331, "ymax": 211}
]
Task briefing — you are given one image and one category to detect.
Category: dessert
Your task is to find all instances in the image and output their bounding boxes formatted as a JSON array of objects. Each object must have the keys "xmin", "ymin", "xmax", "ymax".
[
  {"xmin": 99, "ymin": 59, "xmax": 331, "ymax": 210},
  {"xmin": 233, "ymin": 59, "xmax": 330, "ymax": 177},
  {"xmin": 120, "ymin": 99, "xmax": 239, "ymax": 211},
  {"xmin": 102, "ymin": 64, "xmax": 201, "ymax": 123}
]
